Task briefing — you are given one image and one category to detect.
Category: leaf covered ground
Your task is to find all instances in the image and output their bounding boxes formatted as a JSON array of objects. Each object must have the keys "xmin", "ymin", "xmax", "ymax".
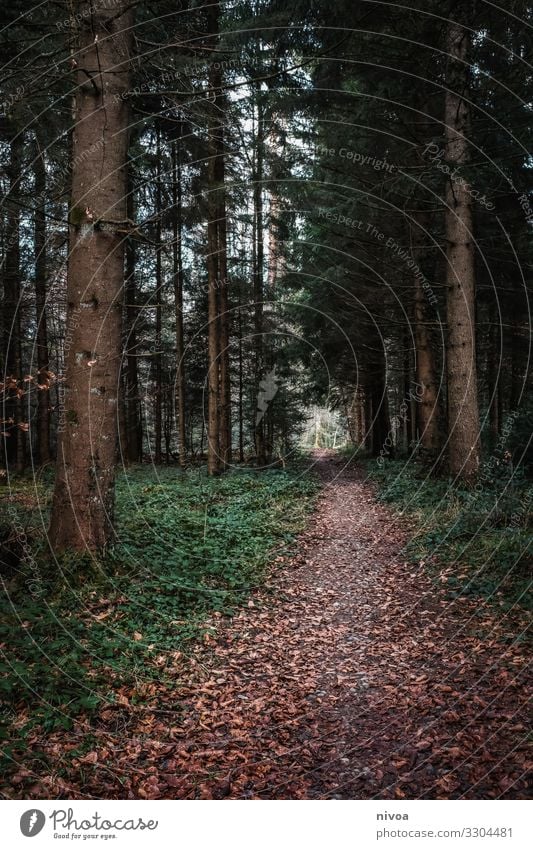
[{"xmin": 1, "ymin": 454, "xmax": 531, "ymax": 799}]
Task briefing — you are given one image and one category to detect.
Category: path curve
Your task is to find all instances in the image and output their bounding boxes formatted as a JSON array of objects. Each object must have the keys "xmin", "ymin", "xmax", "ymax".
[
  {"xmin": 148, "ymin": 452, "xmax": 530, "ymax": 799},
  {"xmin": 27, "ymin": 452, "xmax": 531, "ymax": 799}
]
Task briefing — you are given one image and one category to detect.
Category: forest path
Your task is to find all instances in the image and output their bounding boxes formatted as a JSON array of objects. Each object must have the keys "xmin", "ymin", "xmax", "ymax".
[
  {"xmin": 42, "ymin": 452, "xmax": 529, "ymax": 800},
  {"xmin": 141, "ymin": 451, "xmax": 529, "ymax": 799}
]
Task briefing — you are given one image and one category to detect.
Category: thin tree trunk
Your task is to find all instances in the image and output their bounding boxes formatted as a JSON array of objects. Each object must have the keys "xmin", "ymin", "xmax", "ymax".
[
  {"xmin": 124, "ymin": 163, "xmax": 142, "ymax": 462},
  {"xmin": 253, "ymin": 83, "xmax": 266, "ymax": 466},
  {"xmin": 444, "ymin": 14, "xmax": 480, "ymax": 483},
  {"xmin": 345, "ymin": 390, "xmax": 357, "ymax": 445},
  {"xmin": 206, "ymin": 125, "xmax": 221, "ymax": 475},
  {"xmin": 154, "ymin": 127, "xmax": 163, "ymax": 465},
  {"xmin": 49, "ymin": 0, "xmax": 133, "ymax": 552},
  {"xmin": 402, "ymin": 338, "xmax": 411, "ymax": 454},
  {"xmin": 2, "ymin": 134, "xmax": 25, "ymax": 473},
  {"xmin": 488, "ymin": 303, "xmax": 500, "ymax": 447},
  {"xmin": 206, "ymin": 1, "xmax": 229, "ymax": 475},
  {"xmin": 412, "ymin": 214, "xmax": 440, "ymax": 458},
  {"xmin": 509, "ymin": 291, "xmax": 527, "ymax": 411},
  {"xmin": 238, "ymin": 292, "xmax": 244, "ymax": 462},
  {"xmin": 370, "ymin": 362, "xmax": 391, "ymax": 458},
  {"xmin": 118, "ymin": 368, "xmax": 128, "ymax": 463},
  {"xmin": 355, "ymin": 388, "xmax": 365, "ymax": 447},
  {"xmin": 33, "ymin": 135, "xmax": 51, "ymax": 465},
  {"xmin": 206, "ymin": 2, "xmax": 230, "ymax": 472},
  {"xmin": 172, "ymin": 140, "xmax": 187, "ymax": 467},
  {"xmin": 364, "ymin": 389, "xmax": 373, "ymax": 454},
  {"xmin": 217, "ymin": 198, "xmax": 231, "ymax": 467},
  {"xmin": 164, "ymin": 385, "xmax": 172, "ymax": 462}
]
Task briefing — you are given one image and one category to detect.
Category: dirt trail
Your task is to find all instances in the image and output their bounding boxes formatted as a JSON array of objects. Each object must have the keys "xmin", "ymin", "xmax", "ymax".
[
  {"xmin": 26, "ymin": 452, "xmax": 531, "ymax": 799},
  {"xmin": 144, "ymin": 452, "xmax": 529, "ymax": 799}
]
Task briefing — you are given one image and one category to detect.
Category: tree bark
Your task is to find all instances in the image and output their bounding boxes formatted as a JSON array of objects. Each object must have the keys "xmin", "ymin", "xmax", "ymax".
[
  {"xmin": 49, "ymin": 0, "xmax": 133, "ymax": 552},
  {"xmin": 370, "ymin": 366, "xmax": 391, "ymax": 458},
  {"xmin": 154, "ymin": 126, "xmax": 163, "ymax": 465},
  {"xmin": 444, "ymin": 14, "xmax": 480, "ymax": 483},
  {"xmin": 488, "ymin": 302, "xmax": 500, "ymax": 448},
  {"xmin": 33, "ymin": 135, "xmax": 51, "ymax": 465},
  {"xmin": 253, "ymin": 83, "xmax": 266, "ymax": 466},
  {"xmin": 2, "ymin": 133, "xmax": 25, "ymax": 473},
  {"xmin": 172, "ymin": 140, "xmax": 187, "ymax": 467},
  {"xmin": 411, "ymin": 214, "xmax": 440, "ymax": 458},
  {"xmin": 206, "ymin": 99, "xmax": 221, "ymax": 474},
  {"xmin": 124, "ymin": 162, "xmax": 142, "ymax": 462},
  {"xmin": 206, "ymin": 205, "xmax": 220, "ymax": 475},
  {"xmin": 402, "ymin": 339, "xmax": 411, "ymax": 454},
  {"xmin": 216, "ymin": 135, "xmax": 231, "ymax": 469},
  {"xmin": 206, "ymin": 1, "xmax": 231, "ymax": 475},
  {"xmin": 207, "ymin": 3, "xmax": 230, "ymax": 472},
  {"xmin": 237, "ymin": 280, "xmax": 245, "ymax": 463}
]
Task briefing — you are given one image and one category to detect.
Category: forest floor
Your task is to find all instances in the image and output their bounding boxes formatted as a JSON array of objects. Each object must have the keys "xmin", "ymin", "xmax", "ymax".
[{"xmin": 6, "ymin": 451, "xmax": 531, "ymax": 799}]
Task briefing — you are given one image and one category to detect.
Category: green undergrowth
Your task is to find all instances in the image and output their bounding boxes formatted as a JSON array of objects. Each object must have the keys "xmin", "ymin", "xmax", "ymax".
[
  {"xmin": 364, "ymin": 458, "xmax": 532, "ymax": 612},
  {"xmin": 0, "ymin": 464, "xmax": 319, "ymax": 759}
]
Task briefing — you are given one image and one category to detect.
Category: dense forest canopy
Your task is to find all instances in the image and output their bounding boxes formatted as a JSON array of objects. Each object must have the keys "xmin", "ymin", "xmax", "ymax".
[{"xmin": 1, "ymin": 3, "xmax": 531, "ymax": 542}]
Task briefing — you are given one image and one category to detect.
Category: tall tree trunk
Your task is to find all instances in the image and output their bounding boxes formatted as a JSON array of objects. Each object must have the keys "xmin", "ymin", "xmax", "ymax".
[
  {"xmin": 33, "ymin": 135, "xmax": 51, "ymax": 465},
  {"xmin": 402, "ymin": 338, "xmax": 412, "ymax": 454},
  {"xmin": 154, "ymin": 127, "xmax": 163, "ymax": 465},
  {"xmin": 118, "ymin": 369, "xmax": 128, "ymax": 463},
  {"xmin": 488, "ymin": 302, "xmax": 500, "ymax": 447},
  {"xmin": 353, "ymin": 388, "xmax": 365, "ymax": 448},
  {"xmin": 205, "ymin": 1, "xmax": 230, "ymax": 475},
  {"xmin": 364, "ymin": 387, "xmax": 373, "ymax": 455},
  {"xmin": 253, "ymin": 83, "xmax": 266, "ymax": 466},
  {"xmin": 206, "ymin": 114, "xmax": 221, "ymax": 475},
  {"xmin": 237, "ymin": 284, "xmax": 245, "ymax": 463},
  {"xmin": 2, "ymin": 133, "xmax": 25, "ymax": 473},
  {"xmin": 206, "ymin": 2, "xmax": 230, "ymax": 473},
  {"xmin": 444, "ymin": 14, "xmax": 480, "ymax": 483},
  {"xmin": 49, "ymin": 0, "xmax": 133, "ymax": 552},
  {"xmin": 370, "ymin": 362, "xmax": 391, "ymax": 458},
  {"xmin": 206, "ymin": 202, "xmax": 220, "ymax": 475},
  {"xmin": 217, "ymin": 192, "xmax": 231, "ymax": 468},
  {"xmin": 411, "ymin": 214, "xmax": 440, "ymax": 458},
  {"xmin": 172, "ymin": 140, "xmax": 187, "ymax": 467},
  {"xmin": 508, "ymin": 288, "xmax": 527, "ymax": 411},
  {"xmin": 124, "ymin": 163, "xmax": 142, "ymax": 462}
]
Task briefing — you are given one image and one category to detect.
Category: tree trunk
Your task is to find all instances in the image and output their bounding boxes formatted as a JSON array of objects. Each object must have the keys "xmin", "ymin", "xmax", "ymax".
[
  {"xmin": 412, "ymin": 214, "xmax": 440, "ymax": 458},
  {"xmin": 33, "ymin": 135, "xmax": 51, "ymax": 465},
  {"xmin": 445, "ymin": 14, "xmax": 480, "ymax": 483},
  {"xmin": 124, "ymin": 163, "xmax": 142, "ymax": 463},
  {"xmin": 216, "ymin": 133, "xmax": 231, "ymax": 469},
  {"xmin": 508, "ymin": 290, "xmax": 527, "ymax": 411},
  {"xmin": 2, "ymin": 133, "xmax": 25, "ymax": 473},
  {"xmin": 172, "ymin": 140, "xmax": 187, "ymax": 467},
  {"xmin": 253, "ymin": 84, "xmax": 266, "ymax": 466},
  {"xmin": 370, "ymin": 365, "xmax": 391, "ymax": 458},
  {"xmin": 49, "ymin": 0, "xmax": 133, "ymax": 552},
  {"xmin": 355, "ymin": 388, "xmax": 365, "ymax": 448},
  {"xmin": 154, "ymin": 127, "xmax": 163, "ymax": 465},
  {"xmin": 238, "ymin": 291, "xmax": 245, "ymax": 463},
  {"xmin": 488, "ymin": 302, "xmax": 500, "ymax": 447},
  {"xmin": 402, "ymin": 339, "xmax": 412, "ymax": 454},
  {"xmin": 364, "ymin": 389, "xmax": 373, "ymax": 455},
  {"xmin": 206, "ymin": 89, "xmax": 221, "ymax": 475},
  {"xmin": 205, "ymin": 2, "xmax": 230, "ymax": 474}
]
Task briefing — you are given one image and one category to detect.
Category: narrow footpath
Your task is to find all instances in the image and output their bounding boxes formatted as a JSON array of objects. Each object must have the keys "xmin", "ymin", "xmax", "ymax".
[{"xmin": 30, "ymin": 452, "xmax": 532, "ymax": 799}]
